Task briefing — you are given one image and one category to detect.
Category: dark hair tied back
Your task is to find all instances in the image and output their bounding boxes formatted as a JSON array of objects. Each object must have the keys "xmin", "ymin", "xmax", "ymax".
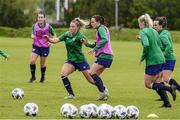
[
  {"xmin": 92, "ymin": 15, "xmax": 109, "ymax": 28},
  {"xmin": 155, "ymin": 16, "xmax": 167, "ymax": 28}
]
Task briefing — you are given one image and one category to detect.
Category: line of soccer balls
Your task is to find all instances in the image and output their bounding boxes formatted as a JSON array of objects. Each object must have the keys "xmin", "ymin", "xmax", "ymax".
[
  {"xmin": 12, "ymin": 88, "xmax": 139, "ymax": 119},
  {"xmin": 61, "ymin": 103, "xmax": 140, "ymax": 119}
]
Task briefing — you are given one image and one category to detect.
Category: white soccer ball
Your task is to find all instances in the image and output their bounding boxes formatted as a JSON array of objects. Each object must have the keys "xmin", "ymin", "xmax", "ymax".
[
  {"xmin": 79, "ymin": 104, "xmax": 92, "ymax": 118},
  {"xmin": 79, "ymin": 104, "xmax": 98, "ymax": 118},
  {"xmin": 126, "ymin": 105, "xmax": 139, "ymax": 119},
  {"xmin": 24, "ymin": 103, "xmax": 39, "ymax": 116},
  {"xmin": 113, "ymin": 105, "xmax": 127, "ymax": 119},
  {"xmin": 88, "ymin": 103, "xmax": 98, "ymax": 118},
  {"xmin": 98, "ymin": 103, "xmax": 113, "ymax": 119},
  {"xmin": 12, "ymin": 88, "xmax": 24, "ymax": 99},
  {"xmin": 60, "ymin": 103, "xmax": 78, "ymax": 119}
]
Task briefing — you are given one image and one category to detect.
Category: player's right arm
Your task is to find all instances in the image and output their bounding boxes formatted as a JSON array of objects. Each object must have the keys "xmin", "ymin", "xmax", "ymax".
[
  {"xmin": 81, "ymin": 37, "xmax": 96, "ymax": 48},
  {"xmin": 140, "ymin": 31, "xmax": 149, "ymax": 62},
  {"xmin": 43, "ymin": 31, "xmax": 68, "ymax": 44},
  {"xmin": 43, "ymin": 35, "xmax": 59, "ymax": 44}
]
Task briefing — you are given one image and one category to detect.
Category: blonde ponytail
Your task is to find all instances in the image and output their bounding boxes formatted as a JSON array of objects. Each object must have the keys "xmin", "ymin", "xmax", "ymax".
[
  {"xmin": 73, "ymin": 17, "xmax": 90, "ymax": 30},
  {"xmin": 138, "ymin": 13, "xmax": 153, "ymax": 27},
  {"xmin": 144, "ymin": 13, "xmax": 153, "ymax": 27}
]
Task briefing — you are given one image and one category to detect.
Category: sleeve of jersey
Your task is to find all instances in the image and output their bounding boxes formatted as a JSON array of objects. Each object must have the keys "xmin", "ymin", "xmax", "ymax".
[
  {"xmin": 140, "ymin": 31, "xmax": 149, "ymax": 62},
  {"xmin": 82, "ymin": 35, "xmax": 96, "ymax": 48},
  {"xmin": 0, "ymin": 50, "xmax": 8, "ymax": 58},
  {"xmin": 49, "ymin": 26, "xmax": 56, "ymax": 36},
  {"xmin": 58, "ymin": 32, "xmax": 68, "ymax": 42},
  {"xmin": 93, "ymin": 27, "xmax": 108, "ymax": 51},
  {"xmin": 32, "ymin": 24, "xmax": 35, "ymax": 35},
  {"xmin": 160, "ymin": 34, "xmax": 172, "ymax": 57}
]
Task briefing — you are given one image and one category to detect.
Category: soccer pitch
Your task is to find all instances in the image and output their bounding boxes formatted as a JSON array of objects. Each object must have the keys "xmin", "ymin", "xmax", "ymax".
[{"xmin": 0, "ymin": 37, "xmax": 180, "ymax": 119}]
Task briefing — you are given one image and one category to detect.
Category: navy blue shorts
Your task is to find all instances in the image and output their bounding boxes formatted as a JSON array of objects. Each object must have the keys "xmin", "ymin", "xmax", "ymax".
[
  {"xmin": 145, "ymin": 64, "xmax": 164, "ymax": 75},
  {"xmin": 32, "ymin": 45, "xmax": 49, "ymax": 57},
  {"xmin": 95, "ymin": 58, "xmax": 113, "ymax": 68},
  {"xmin": 66, "ymin": 60, "xmax": 90, "ymax": 71},
  {"xmin": 163, "ymin": 60, "xmax": 176, "ymax": 71}
]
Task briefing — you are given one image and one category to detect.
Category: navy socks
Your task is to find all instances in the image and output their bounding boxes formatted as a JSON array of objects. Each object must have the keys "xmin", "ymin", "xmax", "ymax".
[
  {"xmin": 61, "ymin": 76, "xmax": 74, "ymax": 96},
  {"xmin": 169, "ymin": 78, "xmax": 180, "ymax": 91},
  {"xmin": 156, "ymin": 89, "xmax": 170, "ymax": 105},
  {"xmin": 41, "ymin": 67, "xmax": 46, "ymax": 79},
  {"xmin": 152, "ymin": 83, "xmax": 171, "ymax": 92},
  {"xmin": 30, "ymin": 64, "xmax": 36, "ymax": 78},
  {"xmin": 91, "ymin": 74, "xmax": 105, "ymax": 92}
]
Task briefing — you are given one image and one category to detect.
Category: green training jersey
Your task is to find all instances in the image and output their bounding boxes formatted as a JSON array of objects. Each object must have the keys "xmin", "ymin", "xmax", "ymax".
[
  {"xmin": 98, "ymin": 53, "xmax": 113, "ymax": 60},
  {"xmin": 159, "ymin": 29, "xmax": 175, "ymax": 60},
  {"xmin": 139, "ymin": 27, "xmax": 165, "ymax": 66},
  {"xmin": 58, "ymin": 31, "xmax": 87, "ymax": 63}
]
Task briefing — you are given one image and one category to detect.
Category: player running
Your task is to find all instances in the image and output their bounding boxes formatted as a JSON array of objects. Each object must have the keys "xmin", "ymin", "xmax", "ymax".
[
  {"xmin": 153, "ymin": 16, "xmax": 180, "ymax": 92},
  {"xmin": 82, "ymin": 15, "xmax": 113, "ymax": 100},
  {"xmin": 138, "ymin": 13, "xmax": 176, "ymax": 107},
  {"xmin": 43, "ymin": 18, "xmax": 108, "ymax": 100}
]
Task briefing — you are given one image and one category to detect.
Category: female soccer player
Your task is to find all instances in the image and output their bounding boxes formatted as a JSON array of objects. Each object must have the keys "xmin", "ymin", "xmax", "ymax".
[
  {"xmin": 0, "ymin": 49, "xmax": 9, "ymax": 59},
  {"xmin": 29, "ymin": 11, "xmax": 56, "ymax": 83},
  {"xmin": 82, "ymin": 15, "xmax": 113, "ymax": 100},
  {"xmin": 153, "ymin": 17, "xmax": 180, "ymax": 91},
  {"xmin": 138, "ymin": 13, "xmax": 176, "ymax": 107},
  {"xmin": 43, "ymin": 18, "xmax": 107, "ymax": 100}
]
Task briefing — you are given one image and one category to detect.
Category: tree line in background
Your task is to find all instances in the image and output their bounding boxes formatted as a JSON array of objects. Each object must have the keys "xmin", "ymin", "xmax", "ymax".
[{"xmin": 1, "ymin": 0, "xmax": 180, "ymax": 30}]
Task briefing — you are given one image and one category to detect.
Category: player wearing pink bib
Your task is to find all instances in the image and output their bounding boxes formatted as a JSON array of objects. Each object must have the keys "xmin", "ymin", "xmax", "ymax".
[{"xmin": 29, "ymin": 11, "xmax": 56, "ymax": 83}]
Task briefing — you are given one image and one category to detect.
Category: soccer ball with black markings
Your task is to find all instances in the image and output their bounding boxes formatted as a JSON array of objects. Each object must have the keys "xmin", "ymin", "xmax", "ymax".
[
  {"xmin": 113, "ymin": 105, "xmax": 127, "ymax": 119},
  {"xmin": 98, "ymin": 103, "xmax": 113, "ymax": 119},
  {"xmin": 24, "ymin": 103, "xmax": 39, "ymax": 116},
  {"xmin": 12, "ymin": 88, "xmax": 24, "ymax": 99},
  {"xmin": 126, "ymin": 105, "xmax": 139, "ymax": 119},
  {"xmin": 60, "ymin": 103, "xmax": 78, "ymax": 119}
]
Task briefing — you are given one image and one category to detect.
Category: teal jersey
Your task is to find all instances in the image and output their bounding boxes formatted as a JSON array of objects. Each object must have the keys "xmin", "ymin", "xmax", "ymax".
[
  {"xmin": 98, "ymin": 53, "xmax": 113, "ymax": 60},
  {"xmin": 93, "ymin": 25, "xmax": 108, "ymax": 51},
  {"xmin": 139, "ymin": 27, "xmax": 165, "ymax": 66},
  {"xmin": 0, "ymin": 49, "xmax": 8, "ymax": 58},
  {"xmin": 58, "ymin": 31, "xmax": 88, "ymax": 63},
  {"xmin": 159, "ymin": 29, "xmax": 175, "ymax": 60},
  {"xmin": 32, "ymin": 23, "xmax": 56, "ymax": 36}
]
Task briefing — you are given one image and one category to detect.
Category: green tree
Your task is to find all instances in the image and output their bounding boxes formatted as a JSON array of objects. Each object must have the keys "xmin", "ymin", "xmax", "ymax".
[{"xmin": 0, "ymin": 0, "xmax": 40, "ymax": 28}]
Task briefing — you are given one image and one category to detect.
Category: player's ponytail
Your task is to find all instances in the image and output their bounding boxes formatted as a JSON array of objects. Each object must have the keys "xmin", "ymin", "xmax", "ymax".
[
  {"xmin": 138, "ymin": 13, "xmax": 153, "ymax": 27},
  {"xmin": 155, "ymin": 16, "xmax": 167, "ymax": 28},
  {"xmin": 71, "ymin": 17, "xmax": 89, "ymax": 31},
  {"xmin": 92, "ymin": 15, "xmax": 109, "ymax": 28}
]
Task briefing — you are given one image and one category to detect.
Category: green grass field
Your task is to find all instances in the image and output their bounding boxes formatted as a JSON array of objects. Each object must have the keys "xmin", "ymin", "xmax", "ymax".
[{"xmin": 0, "ymin": 37, "xmax": 180, "ymax": 119}]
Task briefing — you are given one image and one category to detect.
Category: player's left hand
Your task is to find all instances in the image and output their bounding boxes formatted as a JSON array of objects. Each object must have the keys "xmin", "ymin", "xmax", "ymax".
[{"xmin": 136, "ymin": 35, "xmax": 141, "ymax": 40}]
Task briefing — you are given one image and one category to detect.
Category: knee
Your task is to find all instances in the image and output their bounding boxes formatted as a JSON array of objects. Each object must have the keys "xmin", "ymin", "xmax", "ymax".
[
  {"xmin": 40, "ymin": 64, "xmax": 46, "ymax": 68},
  {"xmin": 30, "ymin": 60, "xmax": 35, "ymax": 64},
  {"xmin": 163, "ymin": 75, "xmax": 170, "ymax": 83},
  {"xmin": 90, "ymin": 74, "xmax": 97, "ymax": 78},
  {"xmin": 60, "ymin": 73, "xmax": 68, "ymax": 79},
  {"xmin": 144, "ymin": 81, "xmax": 152, "ymax": 89}
]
